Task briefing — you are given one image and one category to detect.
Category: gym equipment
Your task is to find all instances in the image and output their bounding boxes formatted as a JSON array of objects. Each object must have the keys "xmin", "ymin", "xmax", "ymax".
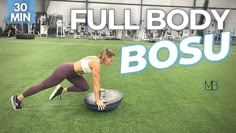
[
  {"xmin": 40, "ymin": 13, "xmax": 48, "ymax": 37},
  {"xmin": 56, "ymin": 20, "xmax": 65, "ymax": 38},
  {"xmin": 84, "ymin": 89, "xmax": 123, "ymax": 112},
  {"xmin": 16, "ymin": 33, "xmax": 35, "ymax": 39}
]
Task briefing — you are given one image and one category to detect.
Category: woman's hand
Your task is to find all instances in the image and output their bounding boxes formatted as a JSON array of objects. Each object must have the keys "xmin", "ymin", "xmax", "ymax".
[{"xmin": 96, "ymin": 100, "xmax": 106, "ymax": 111}]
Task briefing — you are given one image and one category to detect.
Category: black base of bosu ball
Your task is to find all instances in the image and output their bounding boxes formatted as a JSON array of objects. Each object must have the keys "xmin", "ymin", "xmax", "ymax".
[{"xmin": 84, "ymin": 90, "xmax": 123, "ymax": 112}]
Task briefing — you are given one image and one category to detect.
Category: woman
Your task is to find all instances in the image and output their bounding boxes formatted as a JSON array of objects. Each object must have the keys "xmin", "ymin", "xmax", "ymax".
[{"xmin": 11, "ymin": 48, "xmax": 115, "ymax": 111}]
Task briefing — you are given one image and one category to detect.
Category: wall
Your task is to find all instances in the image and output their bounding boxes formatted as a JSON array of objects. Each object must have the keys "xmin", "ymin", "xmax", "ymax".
[
  {"xmin": 46, "ymin": 0, "xmax": 236, "ymax": 33},
  {"xmin": 47, "ymin": 1, "xmax": 86, "ymax": 28},
  {"xmin": 0, "ymin": 0, "xmax": 7, "ymax": 30},
  {"xmin": 225, "ymin": 10, "xmax": 236, "ymax": 36},
  {"xmin": 35, "ymin": 0, "xmax": 50, "ymax": 12},
  {"xmin": 1, "ymin": 0, "xmax": 236, "ymax": 35}
]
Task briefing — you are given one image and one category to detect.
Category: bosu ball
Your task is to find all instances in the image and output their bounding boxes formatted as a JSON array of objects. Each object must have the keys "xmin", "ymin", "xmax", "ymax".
[{"xmin": 84, "ymin": 89, "xmax": 123, "ymax": 112}]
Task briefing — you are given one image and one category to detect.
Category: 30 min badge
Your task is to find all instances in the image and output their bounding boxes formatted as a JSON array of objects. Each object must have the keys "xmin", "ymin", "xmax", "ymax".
[{"xmin": 6, "ymin": 0, "xmax": 35, "ymax": 24}]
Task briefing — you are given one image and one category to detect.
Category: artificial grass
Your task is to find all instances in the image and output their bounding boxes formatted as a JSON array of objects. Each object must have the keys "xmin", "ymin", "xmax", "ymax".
[{"xmin": 0, "ymin": 38, "xmax": 235, "ymax": 133}]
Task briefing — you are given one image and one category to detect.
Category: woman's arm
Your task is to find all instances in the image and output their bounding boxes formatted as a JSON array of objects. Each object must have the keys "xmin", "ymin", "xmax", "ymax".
[{"xmin": 91, "ymin": 61, "xmax": 106, "ymax": 110}]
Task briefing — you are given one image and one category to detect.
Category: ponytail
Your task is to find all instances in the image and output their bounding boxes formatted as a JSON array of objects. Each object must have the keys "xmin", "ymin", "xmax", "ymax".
[{"xmin": 99, "ymin": 48, "xmax": 115, "ymax": 61}]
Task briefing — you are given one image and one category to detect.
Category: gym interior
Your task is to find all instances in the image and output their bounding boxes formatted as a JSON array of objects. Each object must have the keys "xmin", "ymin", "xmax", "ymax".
[{"xmin": 0, "ymin": 0, "xmax": 235, "ymax": 133}]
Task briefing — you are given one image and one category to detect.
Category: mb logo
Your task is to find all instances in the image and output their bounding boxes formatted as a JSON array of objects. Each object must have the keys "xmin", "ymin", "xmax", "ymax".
[{"xmin": 203, "ymin": 78, "xmax": 220, "ymax": 91}]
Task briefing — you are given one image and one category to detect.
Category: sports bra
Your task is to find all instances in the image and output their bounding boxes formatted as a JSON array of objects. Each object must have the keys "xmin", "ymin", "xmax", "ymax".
[{"xmin": 80, "ymin": 57, "xmax": 99, "ymax": 74}]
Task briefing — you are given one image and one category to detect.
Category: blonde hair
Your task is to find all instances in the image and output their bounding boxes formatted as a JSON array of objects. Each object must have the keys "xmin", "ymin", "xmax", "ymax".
[{"xmin": 98, "ymin": 48, "xmax": 115, "ymax": 61}]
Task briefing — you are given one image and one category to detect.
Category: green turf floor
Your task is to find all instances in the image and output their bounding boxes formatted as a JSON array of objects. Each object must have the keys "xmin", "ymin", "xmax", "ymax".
[{"xmin": 0, "ymin": 37, "xmax": 235, "ymax": 133}]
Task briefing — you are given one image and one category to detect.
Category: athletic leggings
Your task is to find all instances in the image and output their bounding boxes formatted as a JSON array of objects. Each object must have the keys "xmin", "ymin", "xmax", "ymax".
[{"xmin": 23, "ymin": 63, "xmax": 89, "ymax": 97}]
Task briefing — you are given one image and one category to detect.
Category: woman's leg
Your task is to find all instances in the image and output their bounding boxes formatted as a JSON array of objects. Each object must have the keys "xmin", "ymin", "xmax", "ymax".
[
  {"xmin": 66, "ymin": 75, "xmax": 89, "ymax": 92},
  {"xmin": 48, "ymin": 72, "xmax": 89, "ymax": 100},
  {"xmin": 11, "ymin": 64, "xmax": 70, "ymax": 110},
  {"xmin": 21, "ymin": 64, "xmax": 69, "ymax": 100}
]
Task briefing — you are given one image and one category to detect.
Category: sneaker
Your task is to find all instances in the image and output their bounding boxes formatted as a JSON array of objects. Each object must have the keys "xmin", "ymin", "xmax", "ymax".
[
  {"xmin": 11, "ymin": 96, "xmax": 22, "ymax": 110},
  {"xmin": 49, "ymin": 85, "xmax": 63, "ymax": 100}
]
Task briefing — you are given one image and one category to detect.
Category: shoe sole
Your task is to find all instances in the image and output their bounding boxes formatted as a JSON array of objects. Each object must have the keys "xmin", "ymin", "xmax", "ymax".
[
  {"xmin": 10, "ymin": 96, "xmax": 17, "ymax": 110},
  {"xmin": 49, "ymin": 85, "xmax": 61, "ymax": 100}
]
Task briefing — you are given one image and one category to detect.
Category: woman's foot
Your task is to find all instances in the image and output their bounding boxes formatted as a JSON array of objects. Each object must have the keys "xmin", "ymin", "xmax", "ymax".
[
  {"xmin": 10, "ymin": 95, "xmax": 22, "ymax": 110},
  {"xmin": 49, "ymin": 85, "xmax": 64, "ymax": 100}
]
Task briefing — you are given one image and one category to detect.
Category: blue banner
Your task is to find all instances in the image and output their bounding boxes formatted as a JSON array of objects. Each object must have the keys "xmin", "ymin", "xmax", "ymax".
[{"xmin": 6, "ymin": 0, "xmax": 35, "ymax": 24}]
